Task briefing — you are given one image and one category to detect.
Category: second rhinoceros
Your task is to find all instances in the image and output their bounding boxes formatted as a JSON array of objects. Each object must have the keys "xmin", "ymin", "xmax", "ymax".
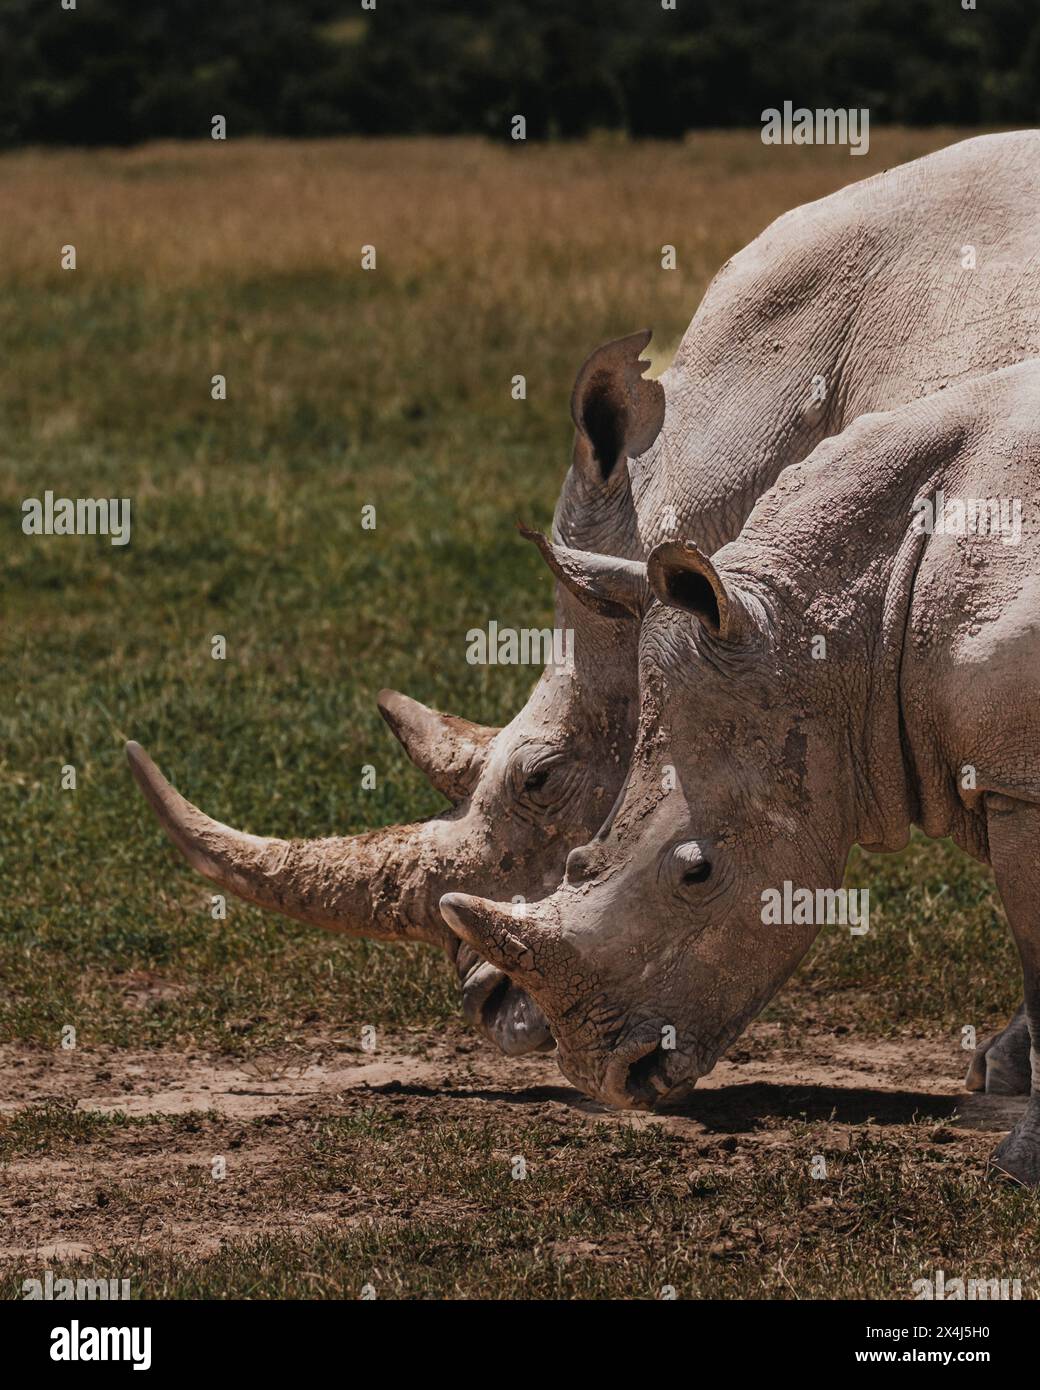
[{"xmin": 441, "ymin": 358, "xmax": 1040, "ymax": 1184}]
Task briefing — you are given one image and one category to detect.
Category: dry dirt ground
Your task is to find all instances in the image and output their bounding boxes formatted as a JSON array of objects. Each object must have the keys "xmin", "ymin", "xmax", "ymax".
[{"xmin": 0, "ymin": 1020, "xmax": 1022, "ymax": 1265}]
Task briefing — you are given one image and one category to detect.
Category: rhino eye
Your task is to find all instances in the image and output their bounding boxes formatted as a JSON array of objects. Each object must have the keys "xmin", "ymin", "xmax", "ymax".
[
  {"xmin": 524, "ymin": 767, "xmax": 552, "ymax": 793},
  {"xmin": 523, "ymin": 759, "xmax": 564, "ymax": 794},
  {"xmin": 670, "ymin": 842, "xmax": 713, "ymax": 890},
  {"xmin": 682, "ymin": 861, "xmax": 712, "ymax": 885},
  {"xmin": 514, "ymin": 753, "xmax": 568, "ymax": 803}
]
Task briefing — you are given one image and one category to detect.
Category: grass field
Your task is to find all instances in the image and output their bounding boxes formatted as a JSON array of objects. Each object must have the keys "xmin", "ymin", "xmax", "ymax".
[{"xmin": 1, "ymin": 129, "xmax": 1035, "ymax": 1299}]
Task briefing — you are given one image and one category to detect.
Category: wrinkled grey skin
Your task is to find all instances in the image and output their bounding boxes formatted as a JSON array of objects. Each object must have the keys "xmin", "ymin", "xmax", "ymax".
[
  {"xmin": 129, "ymin": 131, "xmax": 1040, "ymax": 1061},
  {"xmin": 441, "ymin": 360, "xmax": 1040, "ymax": 1183}
]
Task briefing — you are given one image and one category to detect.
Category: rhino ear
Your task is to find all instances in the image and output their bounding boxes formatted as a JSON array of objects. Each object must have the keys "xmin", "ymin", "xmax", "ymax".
[
  {"xmin": 519, "ymin": 524, "xmax": 646, "ymax": 619},
  {"xmin": 571, "ymin": 329, "xmax": 665, "ymax": 485},
  {"xmin": 377, "ymin": 690, "xmax": 498, "ymax": 802},
  {"xmin": 647, "ymin": 540, "xmax": 754, "ymax": 643}
]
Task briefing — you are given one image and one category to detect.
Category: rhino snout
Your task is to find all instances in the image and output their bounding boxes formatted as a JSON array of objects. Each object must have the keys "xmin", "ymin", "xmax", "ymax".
[{"xmin": 597, "ymin": 1022, "xmax": 700, "ymax": 1110}]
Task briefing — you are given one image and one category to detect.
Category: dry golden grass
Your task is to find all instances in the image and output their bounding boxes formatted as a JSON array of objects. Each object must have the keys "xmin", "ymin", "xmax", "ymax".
[
  {"xmin": 0, "ymin": 128, "xmax": 991, "ymax": 462},
  {"xmin": 0, "ymin": 129, "xmax": 983, "ymax": 294}
]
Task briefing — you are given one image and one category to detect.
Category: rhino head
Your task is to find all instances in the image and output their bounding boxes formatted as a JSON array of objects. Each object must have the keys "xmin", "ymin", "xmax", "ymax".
[
  {"xmin": 440, "ymin": 530, "xmax": 868, "ymax": 1106},
  {"xmin": 128, "ymin": 332, "xmax": 664, "ymax": 1056}
]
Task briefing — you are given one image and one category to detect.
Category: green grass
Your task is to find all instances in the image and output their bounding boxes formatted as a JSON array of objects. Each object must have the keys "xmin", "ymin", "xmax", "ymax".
[
  {"xmin": 0, "ymin": 1105, "xmax": 145, "ymax": 1161},
  {"xmin": 3, "ymin": 1100, "xmax": 1038, "ymax": 1299},
  {"xmin": 785, "ymin": 836, "xmax": 1019, "ymax": 1035}
]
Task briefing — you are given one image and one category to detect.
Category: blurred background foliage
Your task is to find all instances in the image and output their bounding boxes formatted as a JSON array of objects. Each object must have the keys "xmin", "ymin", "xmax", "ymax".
[{"xmin": 2, "ymin": 0, "xmax": 1038, "ymax": 148}]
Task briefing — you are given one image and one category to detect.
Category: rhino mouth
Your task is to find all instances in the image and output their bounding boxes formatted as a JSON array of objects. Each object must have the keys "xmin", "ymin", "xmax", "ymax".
[
  {"xmin": 598, "ymin": 1026, "xmax": 703, "ymax": 1110},
  {"xmin": 460, "ymin": 957, "xmax": 556, "ymax": 1056}
]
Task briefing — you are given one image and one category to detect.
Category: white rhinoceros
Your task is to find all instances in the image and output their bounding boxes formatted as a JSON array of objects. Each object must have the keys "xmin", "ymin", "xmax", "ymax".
[
  {"xmin": 129, "ymin": 131, "xmax": 1040, "ymax": 1064},
  {"xmin": 441, "ymin": 358, "xmax": 1040, "ymax": 1184}
]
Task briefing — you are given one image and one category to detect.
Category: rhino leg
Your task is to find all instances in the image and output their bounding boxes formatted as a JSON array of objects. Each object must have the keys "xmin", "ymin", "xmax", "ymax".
[
  {"xmin": 965, "ymin": 1003, "xmax": 1033, "ymax": 1095},
  {"xmin": 986, "ymin": 797, "xmax": 1040, "ymax": 1185}
]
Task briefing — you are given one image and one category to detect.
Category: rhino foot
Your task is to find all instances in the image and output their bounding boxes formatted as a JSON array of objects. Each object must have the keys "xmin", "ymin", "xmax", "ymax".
[
  {"xmin": 990, "ymin": 1096, "xmax": 1040, "ymax": 1186},
  {"xmin": 455, "ymin": 948, "xmax": 555, "ymax": 1057},
  {"xmin": 964, "ymin": 1005, "xmax": 1033, "ymax": 1096}
]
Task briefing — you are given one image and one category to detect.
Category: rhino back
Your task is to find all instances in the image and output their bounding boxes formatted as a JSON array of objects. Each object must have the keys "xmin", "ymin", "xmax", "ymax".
[{"xmin": 633, "ymin": 130, "xmax": 1040, "ymax": 558}]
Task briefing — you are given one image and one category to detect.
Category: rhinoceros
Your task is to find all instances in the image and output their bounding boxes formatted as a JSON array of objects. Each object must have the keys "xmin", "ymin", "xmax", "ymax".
[
  {"xmin": 128, "ymin": 130, "xmax": 1040, "ymax": 1062},
  {"xmin": 440, "ymin": 358, "xmax": 1040, "ymax": 1184}
]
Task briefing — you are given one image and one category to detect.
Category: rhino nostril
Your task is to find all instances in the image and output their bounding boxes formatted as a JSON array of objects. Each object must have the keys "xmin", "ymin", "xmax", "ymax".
[
  {"xmin": 625, "ymin": 1043, "xmax": 670, "ymax": 1104},
  {"xmin": 601, "ymin": 1024, "xmax": 699, "ymax": 1110},
  {"xmin": 603, "ymin": 1034, "xmax": 666, "ymax": 1109},
  {"xmin": 565, "ymin": 845, "xmax": 596, "ymax": 884}
]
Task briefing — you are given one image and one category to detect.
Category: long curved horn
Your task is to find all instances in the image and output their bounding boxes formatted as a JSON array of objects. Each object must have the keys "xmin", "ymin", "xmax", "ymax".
[
  {"xmin": 376, "ymin": 690, "xmax": 497, "ymax": 802},
  {"xmin": 126, "ymin": 741, "xmax": 449, "ymax": 947}
]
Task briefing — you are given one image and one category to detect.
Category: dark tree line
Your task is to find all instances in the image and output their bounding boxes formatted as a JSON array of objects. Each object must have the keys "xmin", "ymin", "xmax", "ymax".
[{"xmin": 1, "ymin": 0, "xmax": 1037, "ymax": 147}]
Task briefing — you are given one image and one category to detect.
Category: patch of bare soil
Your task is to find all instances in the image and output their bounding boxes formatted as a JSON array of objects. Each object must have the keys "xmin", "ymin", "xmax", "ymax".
[{"xmin": 0, "ymin": 1022, "xmax": 1022, "ymax": 1263}]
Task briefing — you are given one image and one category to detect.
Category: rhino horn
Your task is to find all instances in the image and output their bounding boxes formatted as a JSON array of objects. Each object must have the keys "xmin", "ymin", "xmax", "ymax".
[
  {"xmin": 439, "ymin": 892, "xmax": 558, "ymax": 980},
  {"xmin": 376, "ymin": 690, "xmax": 498, "ymax": 802},
  {"xmin": 126, "ymin": 741, "xmax": 449, "ymax": 947},
  {"xmin": 519, "ymin": 524, "xmax": 647, "ymax": 620}
]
